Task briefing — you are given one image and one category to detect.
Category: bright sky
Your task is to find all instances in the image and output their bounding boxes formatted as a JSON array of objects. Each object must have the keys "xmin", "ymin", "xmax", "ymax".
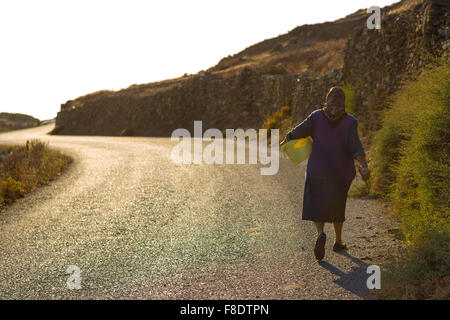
[{"xmin": 0, "ymin": 0, "xmax": 399, "ymax": 120}]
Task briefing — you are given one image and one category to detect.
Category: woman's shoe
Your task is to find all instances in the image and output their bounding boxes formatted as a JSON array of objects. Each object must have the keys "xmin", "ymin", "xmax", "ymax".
[
  {"xmin": 314, "ymin": 232, "xmax": 326, "ymax": 260},
  {"xmin": 333, "ymin": 243, "xmax": 347, "ymax": 251}
]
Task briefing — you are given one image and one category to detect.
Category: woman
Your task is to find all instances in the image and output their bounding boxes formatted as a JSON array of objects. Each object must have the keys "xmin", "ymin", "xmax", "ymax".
[{"xmin": 284, "ymin": 87, "xmax": 370, "ymax": 261}]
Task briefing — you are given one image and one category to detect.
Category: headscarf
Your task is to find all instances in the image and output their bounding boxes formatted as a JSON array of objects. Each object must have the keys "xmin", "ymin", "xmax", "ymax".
[{"xmin": 322, "ymin": 87, "xmax": 347, "ymax": 124}]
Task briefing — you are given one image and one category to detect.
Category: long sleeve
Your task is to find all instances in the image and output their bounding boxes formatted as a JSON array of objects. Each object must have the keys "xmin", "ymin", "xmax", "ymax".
[
  {"xmin": 348, "ymin": 120, "xmax": 365, "ymax": 158},
  {"xmin": 285, "ymin": 112, "xmax": 314, "ymax": 141}
]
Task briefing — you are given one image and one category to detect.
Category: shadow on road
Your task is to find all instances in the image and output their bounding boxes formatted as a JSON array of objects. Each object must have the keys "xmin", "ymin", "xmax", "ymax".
[{"xmin": 318, "ymin": 251, "xmax": 377, "ymax": 299}]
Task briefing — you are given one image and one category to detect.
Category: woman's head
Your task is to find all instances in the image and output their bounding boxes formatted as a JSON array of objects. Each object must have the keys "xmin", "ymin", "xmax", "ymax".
[{"xmin": 324, "ymin": 87, "xmax": 346, "ymax": 121}]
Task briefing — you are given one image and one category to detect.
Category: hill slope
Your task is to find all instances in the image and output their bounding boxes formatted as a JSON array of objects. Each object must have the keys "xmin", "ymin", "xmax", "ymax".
[
  {"xmin": 0, "ymin": 113, "xmax": 40, "ymax": 132},
  {"xmin": 55, "ymin": 0, "xmax": 449, "ymax": 136}
]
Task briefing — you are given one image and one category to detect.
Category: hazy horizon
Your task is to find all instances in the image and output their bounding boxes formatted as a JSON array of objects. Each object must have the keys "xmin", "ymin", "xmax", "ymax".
[{"xmin": 0, "ymin": 0, "xmax": 399, "ymax": 120}]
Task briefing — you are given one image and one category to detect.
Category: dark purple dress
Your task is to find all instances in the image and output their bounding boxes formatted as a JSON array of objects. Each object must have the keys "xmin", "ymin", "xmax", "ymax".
[{"xmin": 285, "ymin": 109, "xmax": 365, "ymax": 222}]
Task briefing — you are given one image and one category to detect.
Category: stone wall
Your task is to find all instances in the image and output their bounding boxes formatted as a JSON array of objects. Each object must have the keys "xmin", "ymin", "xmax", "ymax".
[
  {"xmin": 343, "ymin": 0, "xmax": 449, "ymax": 107},
  {"xmin": 55, "ymin": 69, "xmax": 342, "ymax": 136}
]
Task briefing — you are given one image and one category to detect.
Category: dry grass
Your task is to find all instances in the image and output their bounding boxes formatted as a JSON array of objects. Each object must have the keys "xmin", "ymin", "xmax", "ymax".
[
  {"xmin": 0, "ymin": 140, "xmax": 72, "ymax": 209},
  {"xmin": 255, "ymin": 39, "xmax": 346, "ymax": 75},
  {"xmin": 375, "ymin": 277, "xmax": 449, "ymax": 300},
  {"xmin": 375, "ymin": 231, "xmax": 450, "ymax": 300},
  {"xmin": 262, "ymin": 106, "xmax": 295, "ymax": 140},
  {"xmin": 212, "ymin": 39, "xmax": 346, "ymax": 76},
  {"xmin": 387, "ymin": 0, "xmax": 424, "ymax": 15}
]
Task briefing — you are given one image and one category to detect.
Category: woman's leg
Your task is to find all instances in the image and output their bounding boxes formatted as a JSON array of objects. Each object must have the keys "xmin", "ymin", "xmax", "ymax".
[
  {"xmin": 314, "ymin": 221, "xmax": 325, "ymax": 234},
  {"xmin": 333, "ymin": 222, "xmax": 344, "ymax": 244},
  {"xmin": 313, "ymin": 221, "xmax": 326, "ymax": 260}
]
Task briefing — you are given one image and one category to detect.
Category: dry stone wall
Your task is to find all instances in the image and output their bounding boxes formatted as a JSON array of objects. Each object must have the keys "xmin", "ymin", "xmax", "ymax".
[
  {"xmin": 343, "ymin": 0, "xmax": 449, "ymax": 107},
  {"xmin": 56, "ymin": 69, "xmax": 342, "ymax": 136}
]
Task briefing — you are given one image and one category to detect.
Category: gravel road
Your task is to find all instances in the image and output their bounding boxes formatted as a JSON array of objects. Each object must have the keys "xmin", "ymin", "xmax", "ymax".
[{"xmin": 0, "ymin": 124, "xmax": 401, "ymax": 299}]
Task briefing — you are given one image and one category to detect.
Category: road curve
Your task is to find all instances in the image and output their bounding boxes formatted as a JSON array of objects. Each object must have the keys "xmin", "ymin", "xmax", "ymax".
[{"xmin": 0, "ymin": 124, "xmax": 400, "ymax": 299}]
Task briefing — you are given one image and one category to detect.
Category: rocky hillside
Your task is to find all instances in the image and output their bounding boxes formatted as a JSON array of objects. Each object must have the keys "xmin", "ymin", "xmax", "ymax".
[
  {"xmin": 55, "ymin": 0, "xmax": 449, "ymax": 137},
  {"xmin": 0, "ymin": 113, "xmax": 40, "ymax": 132},
  {"xmin": 206, "ymin": 0, "xmax": 427, "ymax": 75}
]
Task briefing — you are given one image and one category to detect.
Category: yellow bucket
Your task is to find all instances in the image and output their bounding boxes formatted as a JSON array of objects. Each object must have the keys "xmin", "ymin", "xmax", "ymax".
[{"xmin": 281, "ymin": 137, "xmax": 313, "ymax": 166}]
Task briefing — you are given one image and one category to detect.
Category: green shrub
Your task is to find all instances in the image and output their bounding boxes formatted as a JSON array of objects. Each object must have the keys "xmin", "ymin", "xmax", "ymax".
[
  {"xmin": 2, "ymin": 152, "xmax": 28, "ymax": 182},
  {"xmin": 272, "ymin": 111, "xmax": 282, "ymax": 123},
  {"xmin": 371, "ymin": 56, "xmax": 449, "ymax": 200},
  {"xmin": 407, "ymin": 231, "xmax": 450, "ymax": 280},
  {"xmin": 386, "ymin": 57, "xmax": 449, "ymax": 242},
  {"xmin": 342, "ymin": 83, "xmax": 358, "ymax": 115},
  {"xmin": 348, "ymin": 180, "xmax": 371, "ymax": 197},
  {"xmin": 0, "ymin": 139, "xmax": 72, "ymax": 208},
  {"xmin": 387, "ymin": 231, "xmax": 449, "ymax": 282},
  {"xmin": 378, "ymin": 231, "xmax": 450, "ymax": 299},
  {"xmin": 263, "ymin": 106, "xmax": 295, "ymax": 139},
  {"xmin": 370, "ymin": 113, "xmax": 404, "ymax": 197},
  {"xmin": 368, "ymin": 56, "xmax": 449, "ymax": 296},
  {"xmin": 0, "ymin": 177, "xmax": 25, "ymax": 203}
]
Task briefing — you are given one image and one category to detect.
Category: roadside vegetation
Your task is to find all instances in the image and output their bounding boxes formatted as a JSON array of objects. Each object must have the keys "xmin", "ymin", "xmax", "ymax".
[
  {"xmin": 0, "ymin": 139, "xmax": 72, "ymax": 210},
  {"xmin": 262, "ymin": 105, "xmax": 295, "ymax": 140},
  {"xmin": 350, "ymin": 56, "xmax": 449, "ymax": 299}
]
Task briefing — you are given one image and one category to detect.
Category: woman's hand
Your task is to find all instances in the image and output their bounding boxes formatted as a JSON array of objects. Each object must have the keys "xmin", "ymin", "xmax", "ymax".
[{"xmin": 355, "ymin": 154, "xmax": 370, "ymax": 182}]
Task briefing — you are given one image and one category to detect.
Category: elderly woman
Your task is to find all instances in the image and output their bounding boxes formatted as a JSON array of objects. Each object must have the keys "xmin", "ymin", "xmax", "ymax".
[{"xmin": 284, "ymin": 87, "xmax": 370, "ymax": 261}]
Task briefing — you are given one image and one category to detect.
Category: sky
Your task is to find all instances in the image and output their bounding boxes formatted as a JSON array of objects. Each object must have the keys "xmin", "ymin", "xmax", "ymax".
[{"xmin": 0, "ymin": 0, "xmax": 399, "ymax": 120}]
